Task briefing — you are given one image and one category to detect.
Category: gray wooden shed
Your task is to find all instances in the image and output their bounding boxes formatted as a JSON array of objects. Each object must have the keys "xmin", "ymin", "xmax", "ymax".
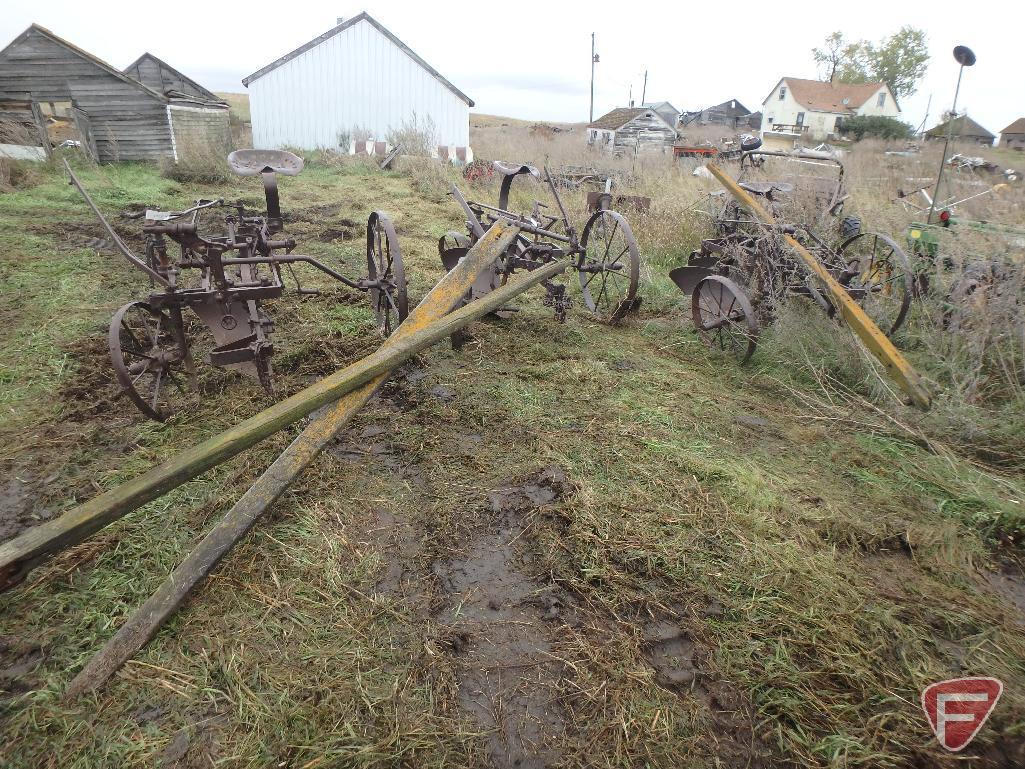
[
  {"xmin": 0, "ymin": 25, "xmax": 229, "ymax": 163},
  {"xmin": 587, "ymin": 107, "xmax": 677, "ymax": 153}
]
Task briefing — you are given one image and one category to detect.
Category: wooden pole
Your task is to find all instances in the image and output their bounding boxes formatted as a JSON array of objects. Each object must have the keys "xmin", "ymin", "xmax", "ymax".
[
  {"xmin": 0, "ymin": 223, "xmax": 565, "ymax": 591},
  {"xmin": 64, "ymin": 217, "xmax": 533, "ymax": 697},
  {"xmin": 706, "ymin": 163, "xmax": 932, "ymax": 409}
]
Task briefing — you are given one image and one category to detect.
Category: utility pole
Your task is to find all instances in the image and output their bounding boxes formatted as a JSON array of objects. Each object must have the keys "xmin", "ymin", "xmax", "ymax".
[
  {"xmin": 927, "ymin": 45, "xmax": 976, "ymax": 225},
  {"xmin": 589, "ymin": 33, "xmax": 598, "ymax": 123},
  {"xmin": 641, "ymin": 70, "xmax": 648, "ymax": 105}
]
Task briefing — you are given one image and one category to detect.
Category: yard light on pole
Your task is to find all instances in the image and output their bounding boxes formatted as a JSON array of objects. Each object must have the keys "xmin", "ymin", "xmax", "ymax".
[
  {"xmin": 590, "ymin": 33, "xmax": 599, "ymax": 123},
  {"xmin": 927, "ymin": 45, "xmax": 977, "ymax": 225}
]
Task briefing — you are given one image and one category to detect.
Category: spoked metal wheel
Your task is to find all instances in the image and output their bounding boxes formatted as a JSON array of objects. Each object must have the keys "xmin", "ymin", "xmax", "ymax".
[
  {"xmin": 109, "ymin": 301, "xmax": 194, "ymax": 421},
  {"xmin": 837, "ymin": 232, "xmax": 913, "ymax": 337},
  {"xmin": 578, "ymin": 209, "xmax": 640, "ymax": 323},
  {"xmin": 366, "ymin": 211, "xmax": 409, "ymax": 336},
  {"xmin": 691, "ymin": 275, "xmax": 759, "ymax": 364}
]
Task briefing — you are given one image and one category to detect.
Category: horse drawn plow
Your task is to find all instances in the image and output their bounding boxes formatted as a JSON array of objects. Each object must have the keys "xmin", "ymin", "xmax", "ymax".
[
  {"xmin": 670, "ymin": 152, "xmax": 916, "ymax": 366},
  {"xmin": 440, "ymin": 161, "xmax": 641, "ymax": 323},
  {"xmin": 65, "ymin": 149, "xmax": 409, "ymax": 421}
]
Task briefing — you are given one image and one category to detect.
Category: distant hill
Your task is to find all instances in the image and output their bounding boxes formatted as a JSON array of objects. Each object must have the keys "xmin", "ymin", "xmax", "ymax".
[
  {"xmin": 471, "ymin": 113, "xmax": 582, "ymax": 130},
  {"xmin": 212, "ymin": 102, "xmax": 576, "ymax": 132},
  {"xmin": 216, "ymin": 92, "xmax": 250, "ymax": 123}
]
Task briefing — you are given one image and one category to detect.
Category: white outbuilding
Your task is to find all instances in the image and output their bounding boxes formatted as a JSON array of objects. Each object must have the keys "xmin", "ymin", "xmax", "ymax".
[{"xmin": 242, "ymin": 12, "xmax": 473, "ymax": 159}]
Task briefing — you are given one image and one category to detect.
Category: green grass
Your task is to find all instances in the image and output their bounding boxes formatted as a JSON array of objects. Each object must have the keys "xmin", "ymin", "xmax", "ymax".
[{"xmin": 0, "ymin": 155, "xmax": 1023, "ymax": 768}]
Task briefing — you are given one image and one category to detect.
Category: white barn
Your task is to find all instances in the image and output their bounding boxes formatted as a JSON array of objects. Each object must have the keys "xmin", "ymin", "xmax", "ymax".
[{"xmin": 242, "ymin": 12, "xmax": 473, "ymax": 157}]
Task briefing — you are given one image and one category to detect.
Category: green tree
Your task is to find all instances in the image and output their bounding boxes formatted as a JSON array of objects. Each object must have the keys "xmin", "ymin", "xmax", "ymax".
[{"xmin": 811, "ymin": 27, "xmax": 929, "ymax": 100}]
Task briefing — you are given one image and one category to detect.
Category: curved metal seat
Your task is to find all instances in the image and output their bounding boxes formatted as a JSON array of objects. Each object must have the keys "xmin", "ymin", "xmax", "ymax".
[
  {"xmin": 227, "ymin": 149, "xmax": 305, "ymax": 177},
  {"xmin": 492, "ymin": 161, "xmax": 540, "ymax": 179}
]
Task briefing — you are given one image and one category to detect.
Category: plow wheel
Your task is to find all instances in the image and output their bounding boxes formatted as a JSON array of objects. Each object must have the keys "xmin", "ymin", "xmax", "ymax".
[
  {"xmin": 691, "ymin": 275, "xmax": 759, "ymax": 364},
  {"xmin": 109, "ymin": 301, "xmax": 194, "ymax": 422},
  {"xmin": 837, "ymin": 232, "xmax": 913, "ymax": 337},
  {"xmin": 366, "ymin": 211, "xmax": 409, "ymax": 336},
  {"xmin": 578, "ymin": 209, "xmax": 640, "ymax": 323}
]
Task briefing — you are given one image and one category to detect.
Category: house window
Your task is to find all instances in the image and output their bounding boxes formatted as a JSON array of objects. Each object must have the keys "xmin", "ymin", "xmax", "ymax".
[
  {"xmin": 767, "ymin": 116, "xmax": 774, "ymax": 124},
  {"xmin": 779, "ymin": 87, "xmax": 786, "ymax": 101},
  {"xmin": 877, "ymin": 92, "xmax": 886, "ymax": 107},
  {"xmin": 796, "ymin": 112, "xmax": 805, "ymax": 126}
]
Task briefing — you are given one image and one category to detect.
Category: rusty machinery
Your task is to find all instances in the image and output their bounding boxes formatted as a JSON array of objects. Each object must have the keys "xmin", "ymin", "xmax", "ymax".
[
  {"xmin": 439, "ymin": 161, "xmax": 641, "ymax": 323},
  {"xmin": 65, "ymin": 150, "xmax": 409, "ymax": 422},
  {"xmin": 671, "ymin": 151, "xmax": 914, "ymax": 364}
]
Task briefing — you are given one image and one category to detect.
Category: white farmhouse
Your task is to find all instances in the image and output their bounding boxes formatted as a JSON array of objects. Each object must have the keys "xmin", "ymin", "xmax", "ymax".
[
  {"xmin": 759, "ymin": 77, "xmax": 900, "ymax": 146},
  {"xmin": 243, "ymin": 12, "xmax": 473, "ymax": 159}
]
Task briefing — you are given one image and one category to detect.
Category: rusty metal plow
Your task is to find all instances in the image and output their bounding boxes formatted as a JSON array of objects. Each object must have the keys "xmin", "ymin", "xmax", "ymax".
[
  {"xmin": 0, "ymin": 220, "xmax": 569, "ymax": 697},
  {"xmin": 700, "ymin": 163, "xmax": 931, "ymax": 409},
  {"xmin": 65, "ymin": 151, "xmax": 409, "ymax": 422}
]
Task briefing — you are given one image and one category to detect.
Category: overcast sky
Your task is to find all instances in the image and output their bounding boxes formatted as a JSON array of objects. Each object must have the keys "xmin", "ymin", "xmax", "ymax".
[{"xmin": 3, "ymin": 0, "xmax": 1021, "ymax": 135}]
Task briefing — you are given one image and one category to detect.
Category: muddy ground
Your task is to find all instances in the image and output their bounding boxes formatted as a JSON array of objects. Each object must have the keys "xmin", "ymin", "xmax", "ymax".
[{"xmin": 0, "ymin": 158, "xmax": 1024, "ymax": 768}]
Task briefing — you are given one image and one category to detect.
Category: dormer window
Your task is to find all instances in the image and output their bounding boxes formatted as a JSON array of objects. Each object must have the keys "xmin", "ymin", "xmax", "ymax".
[
  {"xmin": 779, "ymin": 87, "xmax": 786, "ymax": 100},
  {"xmin": 877, "ymin": 92, "xmax": 886, "ymax": 107}
]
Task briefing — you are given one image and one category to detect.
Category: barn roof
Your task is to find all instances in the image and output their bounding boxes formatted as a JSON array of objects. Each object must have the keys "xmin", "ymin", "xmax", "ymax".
[
  {"xmin": 766, "ymin": 78, "xmax": 891, "ymax": 114},
  {"xmin": 926, "ymin": 115, "xmax": 995, "ymax": 139},
  {"xmin": 1, "ymin": 24, "xmax": 167, "ymax": 102},
  {"xmin": 241, "ymin": 12, "xmax": 474, "ymax": 106},
  {"xmin": 124, "ymin": 52, "xmax": 226, "ymax": 104},
  {"xmin": 708, "ymin": 98, "xmax": 751, "ymax": 117},
  {"xmin": 1001, "ymin": 118, "xmax": 1025, "ymax": 135}
]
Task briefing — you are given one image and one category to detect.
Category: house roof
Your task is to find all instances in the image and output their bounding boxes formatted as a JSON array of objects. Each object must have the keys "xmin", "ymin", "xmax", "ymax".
[
  {"xmin": 926, "ymin": 115, "xmax": 995, "ymax": 139},
  {"xmin": 241, "ymin": 12, "xmax": 473, "ymax": 106},
  {"xmin": 768, "ymin": 77, "xmax": 890, "ymax": 114},
  {"xmin": 1, "ymin": 24, "xmax": 168, "ymax": 102},
  {"xmin": 1001, "ymin": 118, "xmax": 1025, "ymax": 135},
  {"xmin": 125, "ymin": 52, "xmax": 225, "ymax": 104}
]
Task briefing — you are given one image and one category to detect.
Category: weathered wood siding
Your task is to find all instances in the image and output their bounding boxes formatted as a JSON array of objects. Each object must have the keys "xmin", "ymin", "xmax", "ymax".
[
  {"xmin": 0, "ymin": 27, "xmax": 172, "ymax": 161},
  {"xmin": 612, "ymin": 113, "xmax": 676, "ymax": 152},
  {"xmin": 168, "ymin": 105, "xmax": 231, "ymax": 161},
  {"xmin": 125, "ymin": 55, "xmax": 215, "ymax": 101},
  {"xmin": 1002, "ymin": 133, "xmax": 1025, "ymax": 150}
]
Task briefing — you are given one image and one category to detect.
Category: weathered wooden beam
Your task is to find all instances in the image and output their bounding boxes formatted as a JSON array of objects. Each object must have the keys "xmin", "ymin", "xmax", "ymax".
[
  {"xmin": 62, "ymin": 214, "xmax": 527, "ymax": 697},
  {"xmin": 0, "ymin": 223, "xmax": 565, "ymax": 591},
  {"xmin": 706, "ymin": 162, "xmax": 932, "ymax": 410}
]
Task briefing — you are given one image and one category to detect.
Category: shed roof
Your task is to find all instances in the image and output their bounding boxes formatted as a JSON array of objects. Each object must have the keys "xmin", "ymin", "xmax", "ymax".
[
  {"xmin": 768, "ymin": 77, "xmax": 890, "ymax": 114},
  {"xmin": 241, "ymin": 12, "xmax": 473, "ymax": 106},
  {"xmin": 125, "ymin": 52, "xmax": 225, "ymax": 104},
  {"xmin": 642, "ymin": 101, "xmax": 679, "ymax": 113},
  {"xmin": 589, "ymin": 107, "xmax": 668, "ymax": 131},
  {"xmin": 1, "ymin": 24, "xmax": 167, "ymax": 102},
  {"xmin": 926, "ymin": 115, "xmax": 995, "ymax": 139},
  {"xmin": 1001, "ymin": 117, "xmax": 1025, "ymax": 135}
]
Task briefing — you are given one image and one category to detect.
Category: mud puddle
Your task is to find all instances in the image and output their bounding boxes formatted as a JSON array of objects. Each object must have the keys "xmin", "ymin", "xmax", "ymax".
[
  {"xmin": 637, "ymin": 608, "xmax": 767, "ymax": 769},
  {"xmin": 432, "ymin": 466, "xmax": 574, "ymax": 769}
]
